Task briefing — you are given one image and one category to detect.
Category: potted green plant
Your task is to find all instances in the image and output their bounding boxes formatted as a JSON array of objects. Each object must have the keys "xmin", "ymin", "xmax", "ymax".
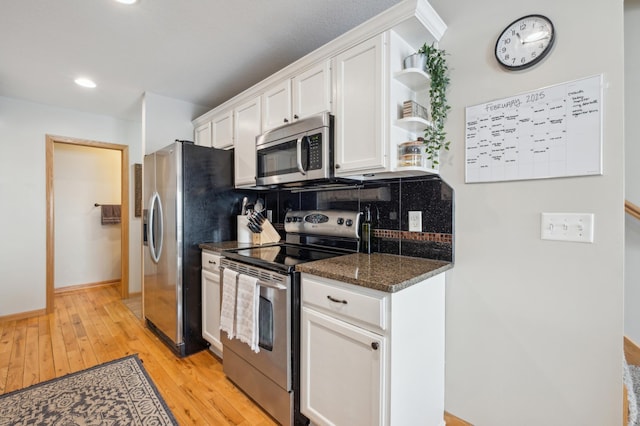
[{"xmin": 417, "ymin": 42, "xmax": 451, "ymax": 167}]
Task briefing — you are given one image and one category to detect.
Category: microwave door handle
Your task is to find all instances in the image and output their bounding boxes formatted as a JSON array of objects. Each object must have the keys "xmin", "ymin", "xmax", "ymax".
[{"xmin": 296, "ymin": 136, "xmax": 306, "ymax": 175}]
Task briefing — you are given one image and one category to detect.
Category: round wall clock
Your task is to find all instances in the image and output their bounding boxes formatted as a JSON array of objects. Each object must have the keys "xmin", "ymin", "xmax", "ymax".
[{"xmin": 495, "ymin": 14, "xmax": 555, "ymax": 70}]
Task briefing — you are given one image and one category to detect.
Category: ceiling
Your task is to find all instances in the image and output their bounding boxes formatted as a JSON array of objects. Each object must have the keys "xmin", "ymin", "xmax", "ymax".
[{"xmin": 0, "ymin": 0, "xmax": 402, "ymax": 121}]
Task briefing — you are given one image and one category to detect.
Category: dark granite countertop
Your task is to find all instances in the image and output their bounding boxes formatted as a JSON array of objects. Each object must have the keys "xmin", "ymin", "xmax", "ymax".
[
  {"xmin": 200, "ymin": 241, "xmax": 451, "ymax": 293},
  {"xmin": 295, "ymin": 253, "xmax": 452, "ymax": 293},
  {"xmin": 199, "ymin": 241, "xmax": 257, "ymax": 254}
]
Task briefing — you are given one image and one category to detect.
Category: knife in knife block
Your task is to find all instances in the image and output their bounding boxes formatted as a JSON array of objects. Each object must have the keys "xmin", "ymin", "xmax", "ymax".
[{"xmin": 251, "ymin": 219, "xmax": 281, "ymax": 245}]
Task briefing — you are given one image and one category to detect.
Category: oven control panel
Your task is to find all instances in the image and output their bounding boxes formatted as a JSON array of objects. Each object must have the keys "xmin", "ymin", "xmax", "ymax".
[{"xmin": 284, "ymin": 210, "xmax": 361, "ymax": 238}]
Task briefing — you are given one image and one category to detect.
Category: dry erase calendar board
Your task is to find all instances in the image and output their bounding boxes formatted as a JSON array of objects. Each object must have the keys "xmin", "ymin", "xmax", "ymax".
[{"xmin": 465, "ymin": 75, "xmax": 603, "ymax": 183}]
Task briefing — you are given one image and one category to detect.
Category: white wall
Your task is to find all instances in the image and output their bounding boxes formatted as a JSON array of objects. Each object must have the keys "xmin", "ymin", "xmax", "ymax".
[
  {"xmin": 142, "ymin": 92, "xmax": 209, "ymax": 155},
  {"xmin": 0, "ymin": 96, "xmax": 141, "ymax": 315},
  {"xmin": 625, "ymin": 0, "xmax": 640, "ymax": 344},
  {"xmin": 54, "ymin": 144, "xmax": 121, "ymax": 288},
  {"xmin": 0, "ymin": 92, "xmax": 209, "ymax": 313},
  {"xmin": 428, "ymin": 0, "xmax": 624, "ymax": 424}
]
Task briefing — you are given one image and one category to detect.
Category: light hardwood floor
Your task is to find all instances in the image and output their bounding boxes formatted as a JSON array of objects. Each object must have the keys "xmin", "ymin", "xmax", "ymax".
[
  {"xmin": 0, "ymin": 284, "xmax": 277, "ymax": 425},
  {"xmin": 0, "ymin": 284, "xmax": 470, "ymax": 425}
]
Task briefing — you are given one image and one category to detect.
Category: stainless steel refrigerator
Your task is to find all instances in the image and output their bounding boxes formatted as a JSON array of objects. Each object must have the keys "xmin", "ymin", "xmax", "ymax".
[{"xmin": 143, "ymin": 140, "xmax": 235, "ymax": 357}]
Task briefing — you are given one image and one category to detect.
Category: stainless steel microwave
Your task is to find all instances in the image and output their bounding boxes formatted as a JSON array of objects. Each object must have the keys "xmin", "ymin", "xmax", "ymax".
[{"xmin": 256, "ymin": 112, "xmax": 333, "ymax": 186}]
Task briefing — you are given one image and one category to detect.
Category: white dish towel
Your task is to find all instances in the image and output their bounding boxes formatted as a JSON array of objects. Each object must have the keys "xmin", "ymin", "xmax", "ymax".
[
  {"xmin": 220, "ymin": 268, "xmax": 238, "ymax": 339},
  {"xmin": 235, "ymin": 273, "xmax": 260, "ymax": 353}
]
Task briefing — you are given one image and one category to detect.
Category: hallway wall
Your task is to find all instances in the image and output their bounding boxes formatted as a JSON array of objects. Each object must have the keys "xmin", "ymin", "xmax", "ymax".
[
  {"xmin": 54, "ymin": 143, "xmax": 121, "ymax": 288},
  {"xmin": 0, "ymin": 95, "xmax": 140, "ymax": 316}
]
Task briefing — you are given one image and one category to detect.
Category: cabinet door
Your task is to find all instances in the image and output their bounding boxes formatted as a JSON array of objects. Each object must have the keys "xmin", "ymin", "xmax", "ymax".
[
  {"xmin": 293, "ymin": 61, "xmax": 331, "ymax": 120},
  {"xmin": 333, "ymin": 33, "xmax": 387, "ymax": 176},
  {"xmin": 301, "ymin": 306, "xmax": 385, "ymax": 426},
  {"xmin": 202, "ymin": 269, "xmax": 222, "ymax": 355},
  {"xmin": 211, "ymin": 110, "xmax": 234, "ymax": 149},
  {"xmin": 194, "ymin": 122, "xmax": 212, "ymax": 147},
  {"xmin": 234, "ymin": 96, "xmax": 261, "ymax": 187},
  {"xmin": 262, "ymin": 80, "xmax": 292, "ymax": 132}
]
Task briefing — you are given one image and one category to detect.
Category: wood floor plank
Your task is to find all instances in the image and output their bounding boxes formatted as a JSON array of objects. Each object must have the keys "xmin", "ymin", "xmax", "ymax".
[
  {"xmin": 22, "ymin": 317, "xmax": 40, "ymax": 387},
  {"xmin": 0, "ymin": 320, "xmax": 16, "ymax": 393},
  {"xmin": 37, "ymin": 316, "xmax": 55, "ymax": 383},
  {"xmin": 0, "ymin": 285, "xmax": 278, "ymax": 425},
  {"xmin": 49, "ymin": 310, "xmax": 70, "ymax": 377},
  {"xmin": 4, "ymin": 319, "xmax": 27, "ymax": 393}
]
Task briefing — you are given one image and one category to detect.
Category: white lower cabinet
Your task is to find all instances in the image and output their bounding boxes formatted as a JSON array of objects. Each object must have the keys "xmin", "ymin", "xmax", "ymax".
[
  {"xmin": 301, "ymin": 306, "xmax": 385, "ymax": 425},
  {"xmin": 300, "ymin": 273, "xmax": 445, "ymax": 426},
  {"xmin": 202, "ymin": 251, "xmax": 222, "ymax": 357}
]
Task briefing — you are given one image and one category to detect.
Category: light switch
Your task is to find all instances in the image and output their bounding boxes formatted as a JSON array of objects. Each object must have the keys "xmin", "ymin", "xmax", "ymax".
[
  {"xmin": 540, "ymin": 212, "xmax": 594, "ymax": 243},
  {"xmin": 409, "ymin": 211, "xmax": 422, "ymax": 232}
]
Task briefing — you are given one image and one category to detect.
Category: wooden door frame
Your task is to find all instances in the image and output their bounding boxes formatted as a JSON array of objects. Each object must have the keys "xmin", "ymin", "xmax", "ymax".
[{"xmin": 45, "ymin": 134, "xmax": 130, "ymax": 313}]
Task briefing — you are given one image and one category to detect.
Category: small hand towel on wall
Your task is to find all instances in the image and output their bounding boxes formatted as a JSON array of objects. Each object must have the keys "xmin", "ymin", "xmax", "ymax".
[{"xmin": 100, "ymin": 204, "xmax": 121, "ymax": 225}]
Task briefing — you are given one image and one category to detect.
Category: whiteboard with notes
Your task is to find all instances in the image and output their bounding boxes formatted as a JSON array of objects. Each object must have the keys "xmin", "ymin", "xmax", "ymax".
[{"xmin": 465, "ymin": 75, "xmax": 603, "ymax": 183}]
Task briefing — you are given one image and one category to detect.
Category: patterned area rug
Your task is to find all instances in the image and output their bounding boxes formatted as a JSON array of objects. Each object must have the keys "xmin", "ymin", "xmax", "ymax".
[{"xmin": 0, "ymin": 354, "xmax": 177, "ymax": 426}]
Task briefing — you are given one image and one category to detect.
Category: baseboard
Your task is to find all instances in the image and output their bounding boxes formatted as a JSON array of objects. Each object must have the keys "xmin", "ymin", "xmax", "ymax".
[
  {"xmin": 54, "ymin": 279, "xmax": 120, "ymax": 294},
  {"xmin": 445, "ymin": 410, "xmax": 473, "ymax": 425},
  {"xmin": 625, "ymin": 336, "xmax": 640, "ymax": 366},
  {"xmin": 624, "ymin": 335, "xmax": 640, "ymax": 426},
  {"xmin": 0, "ymin": 308, "xmax": 47, "ymax": 322}
]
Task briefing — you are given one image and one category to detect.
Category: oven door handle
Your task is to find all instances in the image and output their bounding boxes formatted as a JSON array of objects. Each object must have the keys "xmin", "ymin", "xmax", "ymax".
[
  {"xmin": 296, "ymin": 135, "xmax": 306, "ymax": 176},
  {"xmin": 257, "ymin": 280, "xmax": 287, "ymax": 291}
]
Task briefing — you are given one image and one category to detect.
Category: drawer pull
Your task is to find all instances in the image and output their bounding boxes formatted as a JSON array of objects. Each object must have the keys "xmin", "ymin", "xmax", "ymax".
[
  {"xmin": 208, "ymin": 260, "xmax": 217, "ymax": 265},
  {"xmin": 371, "ymin": 342, "xmax": 379, "ymax": 350},
  {"xmin": 327, "ymin": 295, "xmax": 347, "ymax": 304}
]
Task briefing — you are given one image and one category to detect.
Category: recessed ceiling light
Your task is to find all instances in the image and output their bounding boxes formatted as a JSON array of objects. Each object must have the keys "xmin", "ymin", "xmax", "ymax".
[
  {"xmin": 74, "ymin": 78, "xmax": 97, "ymax": 88},
  {"xmin": 115, "ymin": 0, "xmax": 138, "ymax": 4}
]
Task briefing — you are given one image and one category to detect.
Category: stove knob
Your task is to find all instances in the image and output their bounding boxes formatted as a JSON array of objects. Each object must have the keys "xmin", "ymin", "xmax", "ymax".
[
  {"xmin": 337, "ymin": 218, "xmax": 344, "ymax": 225},
  {"xmin": 286, "ymin": 217, "xmax": 293, "ymax": 223},
  {"xmin": 345, "ymin": 219, "xmax": 353, "ymax": 227}
]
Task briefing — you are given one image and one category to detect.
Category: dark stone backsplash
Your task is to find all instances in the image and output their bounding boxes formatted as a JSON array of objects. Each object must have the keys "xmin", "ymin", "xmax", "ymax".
[{"xmin": 254, "ymin": 175, "xmax": 454, "ymax": 263}]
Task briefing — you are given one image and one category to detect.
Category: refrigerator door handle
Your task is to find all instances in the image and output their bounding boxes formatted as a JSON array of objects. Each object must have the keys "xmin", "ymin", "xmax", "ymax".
[{"xmin": 148, "ymin": 191, "xmax": 164, "ymax": 263}]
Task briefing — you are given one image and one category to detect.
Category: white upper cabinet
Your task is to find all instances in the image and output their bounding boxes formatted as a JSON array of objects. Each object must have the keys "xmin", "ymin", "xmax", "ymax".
[
  {"xmin": 192, "ymin": 0, "xmax": 446, "ymax": 185},
  {"xmin": 263, "ymin": 61, "xmax": 332, "ymax": 132},
  {"xmin": 211, "ymin": 109, "xmax": 234, "ymax": 149},
  {"xmin": 234, "ymin": 96, "xmax": 261, "ymax": 188},
  {"xmin": 262, "ymin": 80, "xmax": 292, "ymax": 132},
  {"xmin": 292, "ymin": 60, "xmax": 332, "ymax": 120},
  {"xmin": 194, "ymin": 121, "xmax": 212, "ymax": 147},
  {"xmin": 334, "ymin": 33, "xmax": 387, "ymax": 177}
]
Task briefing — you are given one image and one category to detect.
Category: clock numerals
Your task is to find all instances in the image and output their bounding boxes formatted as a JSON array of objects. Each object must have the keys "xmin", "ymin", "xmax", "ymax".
[{"xmin": 495, "ymin": 14, "xmax": 554, "ymax": 70}]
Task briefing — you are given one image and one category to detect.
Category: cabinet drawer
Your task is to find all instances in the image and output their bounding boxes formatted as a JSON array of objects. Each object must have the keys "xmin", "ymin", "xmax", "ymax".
[
  {"xmin": 302, "ymin": 275, "xmax": 388, "ymax": 332},
  {"xmin": 202, "ymin": 251, "xmax": 222, "ymax": 273}
]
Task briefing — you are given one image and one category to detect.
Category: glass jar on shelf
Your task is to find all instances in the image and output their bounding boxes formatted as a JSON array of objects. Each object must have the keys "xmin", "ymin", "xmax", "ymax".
[{"xmin": 398, "ymin": 139, "xmax": 425, "ymax": 167}]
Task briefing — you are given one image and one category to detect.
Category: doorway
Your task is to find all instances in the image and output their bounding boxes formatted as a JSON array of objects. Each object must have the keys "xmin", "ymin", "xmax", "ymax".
[{"xmin": 45, "ymin": 134, "xmax": 129, "ymax": 313}]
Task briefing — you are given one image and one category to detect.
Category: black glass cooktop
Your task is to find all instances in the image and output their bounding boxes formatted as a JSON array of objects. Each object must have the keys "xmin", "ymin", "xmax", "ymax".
[{"xmin": 222, "ymin": 243, "xmax": 350, "ymax": 273}]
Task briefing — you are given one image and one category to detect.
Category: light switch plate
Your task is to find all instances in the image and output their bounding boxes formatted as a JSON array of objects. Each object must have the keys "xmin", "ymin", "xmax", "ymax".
[
  {"xmin": 409, "ymin": 211, "xmax": 422, "ymax": 232},
  {"xmin": 541, "ymin": 212, "xmax": 594, "ymax": 243}
]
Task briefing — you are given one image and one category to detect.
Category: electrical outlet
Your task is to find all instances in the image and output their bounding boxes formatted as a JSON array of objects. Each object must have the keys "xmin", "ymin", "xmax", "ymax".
[{"xmin": 409, "ymin": 211, "xmax": 422, "ymax": 232}]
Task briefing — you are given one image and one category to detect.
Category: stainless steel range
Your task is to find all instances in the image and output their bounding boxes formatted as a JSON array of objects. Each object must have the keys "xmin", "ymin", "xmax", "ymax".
[{"xmin": 220, "ymin": 210, "xmax": 361, "ymax": 426}]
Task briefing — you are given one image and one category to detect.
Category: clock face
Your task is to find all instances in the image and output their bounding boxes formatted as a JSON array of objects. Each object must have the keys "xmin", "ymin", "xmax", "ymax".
[{"xmin": 495, "ymin": 14, "xmax": 555, "ymax": 70}]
